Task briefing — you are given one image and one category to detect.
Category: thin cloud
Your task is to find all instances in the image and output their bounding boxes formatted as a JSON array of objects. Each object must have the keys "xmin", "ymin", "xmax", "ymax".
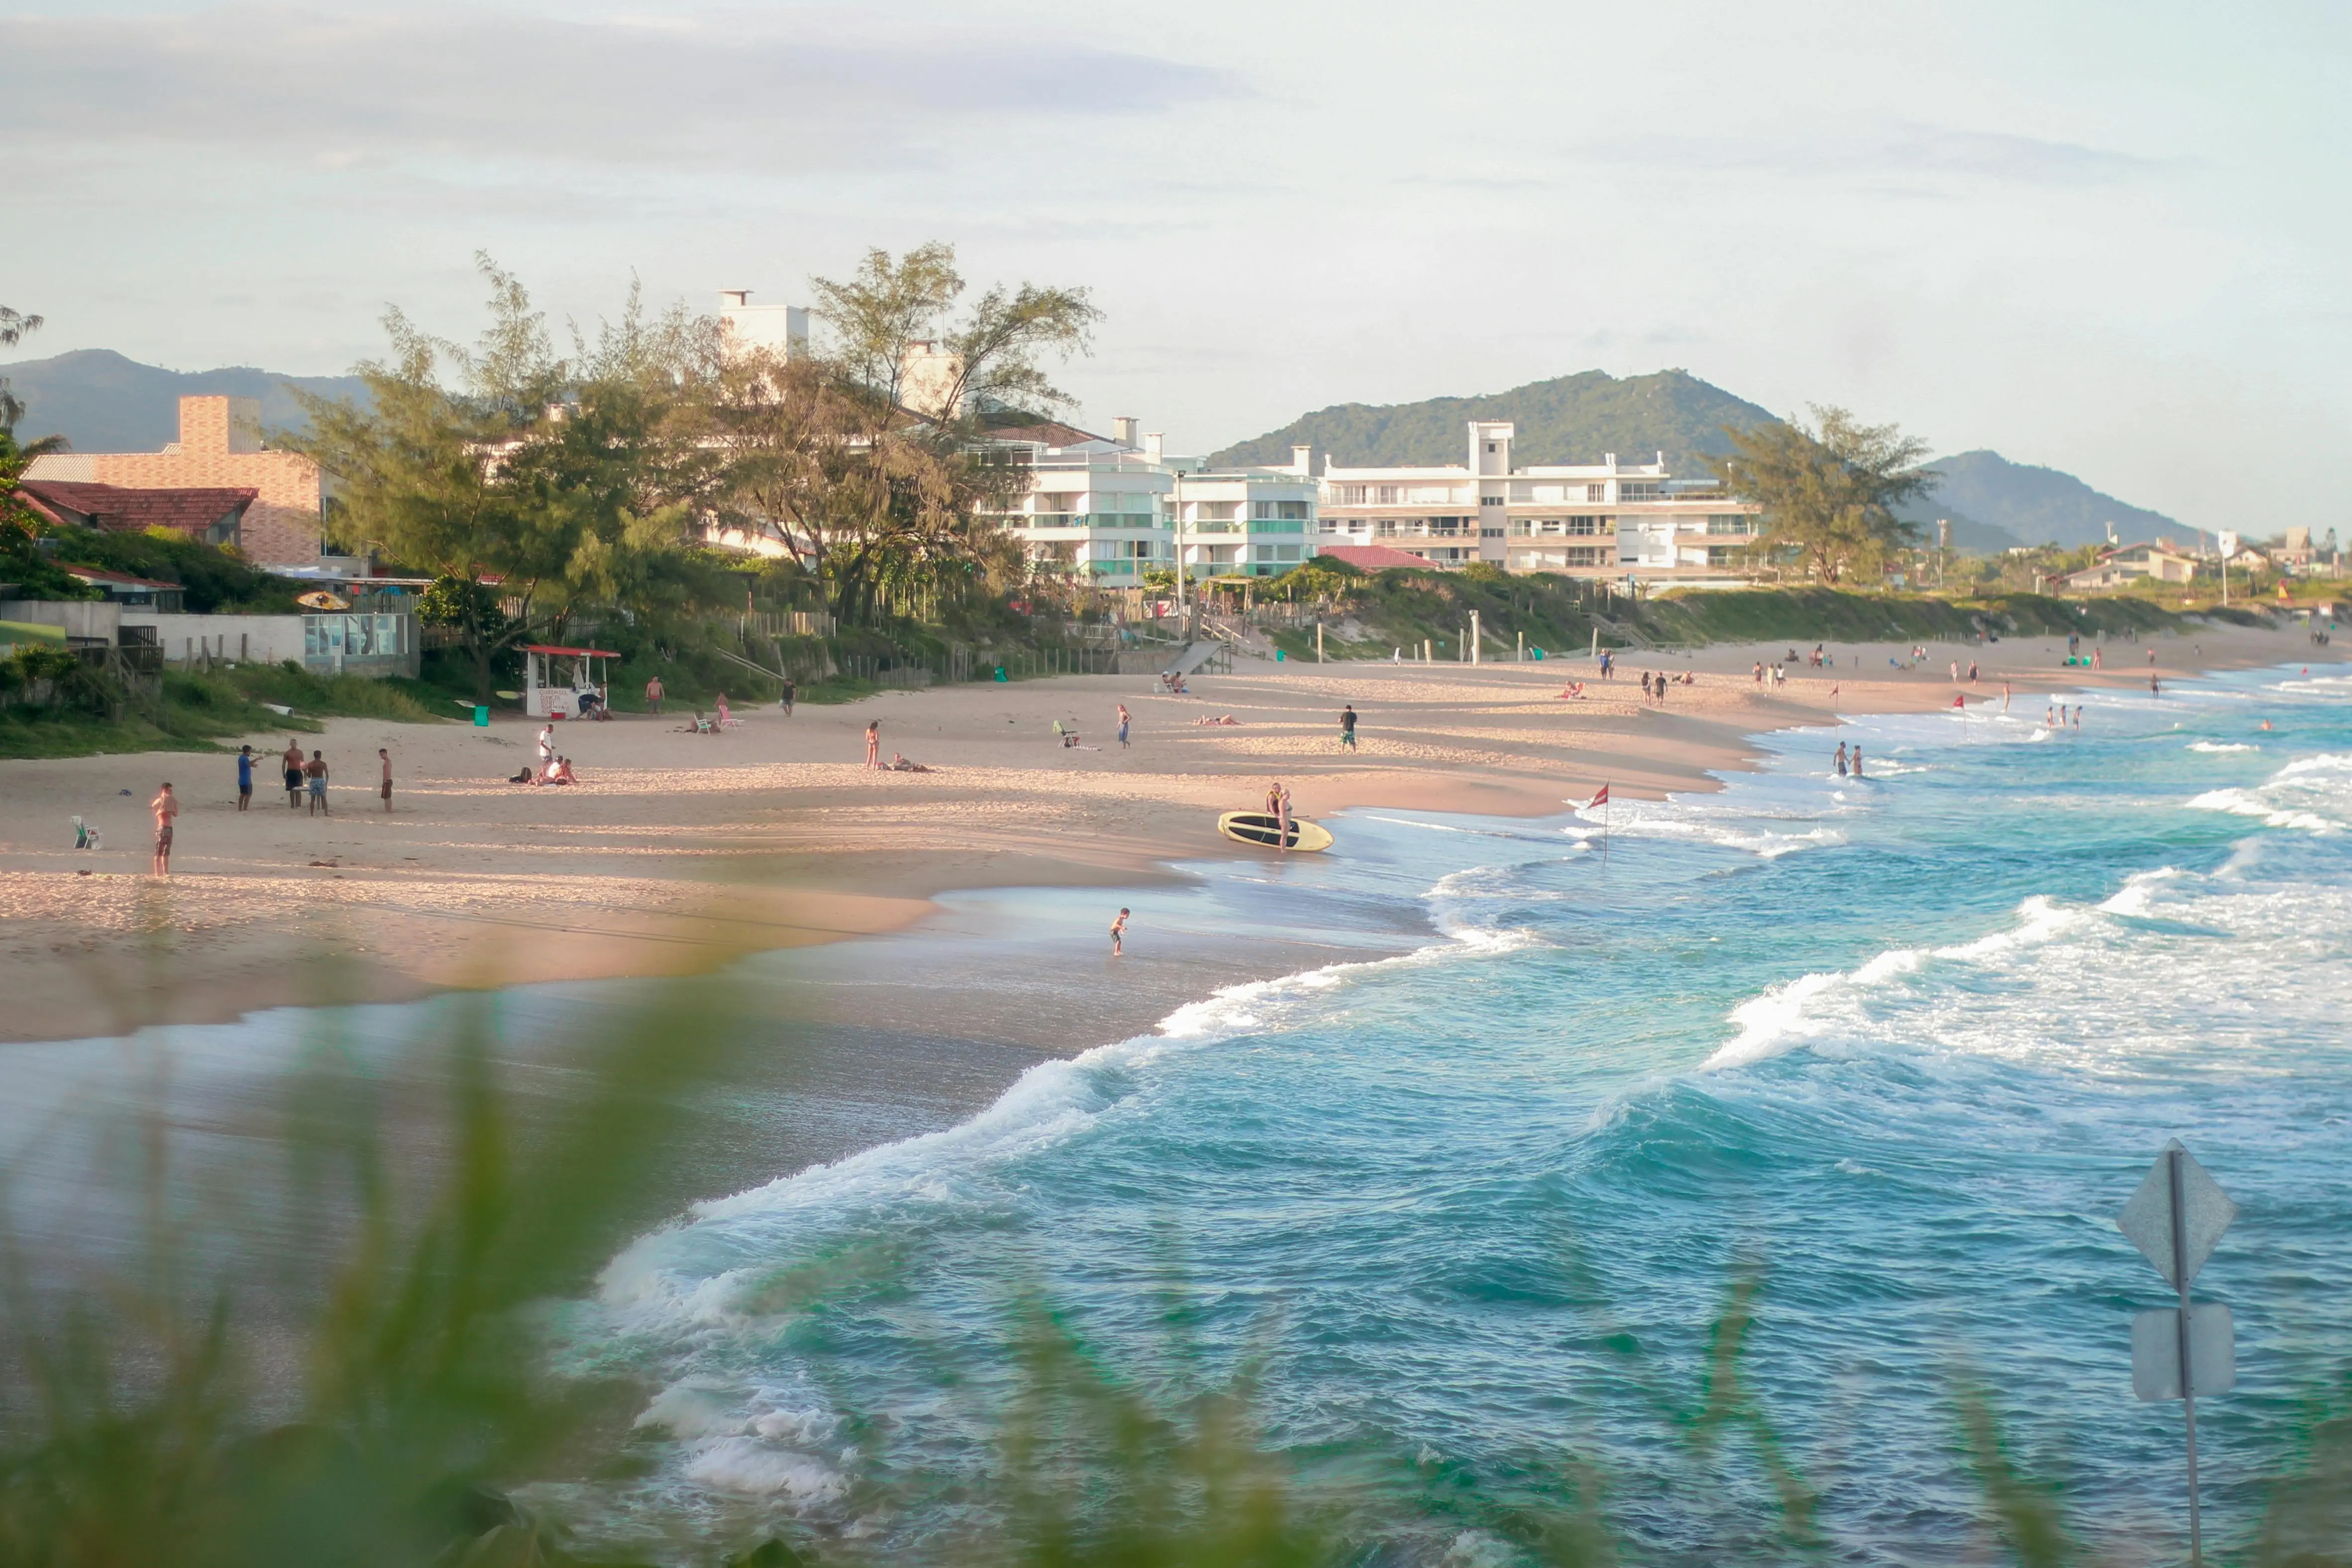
[
  {"xmin": 0, "ymin": 4, "xmax": 1242, "ymax": 172},
  {"xmin": 1589, "ymin": 120, "xmax": 2174, "ymax": 189}
]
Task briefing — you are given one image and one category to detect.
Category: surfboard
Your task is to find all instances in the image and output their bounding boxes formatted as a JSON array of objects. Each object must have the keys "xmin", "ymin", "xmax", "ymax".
[{"xmin": 1217, "ymin": 811, "xmax": 1334, "ymax": 852}]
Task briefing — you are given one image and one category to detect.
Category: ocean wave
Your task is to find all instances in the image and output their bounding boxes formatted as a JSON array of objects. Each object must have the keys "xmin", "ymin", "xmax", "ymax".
[
  {"xmin": 1701, "ymin": 887, "xmax": 2132, "ymax": 1073},
  {"xmin": 2186, "ymin": 751, "xmax": 2351, "ymax": 834},
  {"xmin": 599, "ymin": 884, "xmax": 1533, "ymax": 1330},
  {"xmin": 2188, "ymin": 740, "xmax": 2257, "ymax": 753},
  {"xmin": 1568, "ymin": 797, "xmax": 1847, "ymax": 860}
]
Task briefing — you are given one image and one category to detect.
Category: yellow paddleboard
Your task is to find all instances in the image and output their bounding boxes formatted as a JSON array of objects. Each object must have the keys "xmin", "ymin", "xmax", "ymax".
[{"xmin": 1218, "ymin": 811, "xmax": 1334, "ymax": 852}]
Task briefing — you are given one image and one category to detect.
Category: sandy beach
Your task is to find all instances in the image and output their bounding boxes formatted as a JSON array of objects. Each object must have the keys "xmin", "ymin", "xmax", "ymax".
[{"xmin": 1, "ymin": 621, "xmax": 2337, "ymax": 1049}]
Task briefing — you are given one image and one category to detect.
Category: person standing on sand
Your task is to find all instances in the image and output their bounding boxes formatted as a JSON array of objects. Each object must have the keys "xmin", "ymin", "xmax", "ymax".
[
  {"xmin": 283, "ymin": 739, "xmax": 306, "ymax": 809},
  {"xmin": 645, "ymin": 675, "xmax": 664, "ymax": 714},
  {"xmin": 865, "ymin": 721, "xmax": 881, "ymax": 769},
  {"xmin": 1340, "ymin": 704, "xmax": 1357, "ymax": 750},
  {"xmin": 378, "ymin": 747, "xmax": 394, "ymax": 813},
  {"xmin": 151, "ymin": 782, "xmax": 178, "ymax": 876},
  {"xmin": 305, "ymin": 750, "xmax": 330, "ymax": 815},
  {"xmin": 781, "ymin": 678, "xmax": 796, "ymax": 716},
  {"xmin": 235, "ymin": 745, "xmax": 253, "ymax": 811},
  {"xmin": 2093, "ymin": 646, "xmax": 2103, "ymax": 670},
  {"xmin": 1835, "ymin": 742, "xmax": 1848, "ymax": 777},
  {"xmin": 1118, "ymin": 703, "xmax": 1131, "ymax": 747},
  {"xmin": 1110, "ymin": 907, "xmax": 1128, "ymax": 957},
  {"xmin": 537, "ymin": 724, "xmax": 555, "ymax": 772}
]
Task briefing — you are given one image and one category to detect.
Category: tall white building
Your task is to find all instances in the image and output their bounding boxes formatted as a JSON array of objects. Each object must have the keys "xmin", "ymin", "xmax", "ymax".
[
  {"xmin": 986, "ymin": 422, "xmax": 1320, "ymax": 583},
  {"xmin": 1317, "ymin": 421, "xmax": 1761, "ymax": 577},
  {"xmin": 717, "ymin": 291, "xmax": 809, "ymax": 362}
]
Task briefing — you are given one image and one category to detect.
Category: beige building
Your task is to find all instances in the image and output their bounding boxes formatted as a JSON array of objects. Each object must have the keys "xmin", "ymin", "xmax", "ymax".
[
  {"xmin": 26, "ymin": 395, "xmax": 334, "ymax": 568},
  {"xmin": 1318, "ymin": 420, "xmax": 1760, "ymax": 577}
]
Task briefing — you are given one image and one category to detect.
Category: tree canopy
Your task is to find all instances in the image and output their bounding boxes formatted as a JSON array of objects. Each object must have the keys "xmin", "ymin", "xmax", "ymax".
[
  {"xmin": 714, "ymin": 243, "xmax": 1098, "ymax": 625},
  {"xmin": 1708, "ymin": 407, "xmax": 1935, "ymax": 584},
  {"xmin": 281, "ymin": 258, "xmax": 728, "ymax": 699}
]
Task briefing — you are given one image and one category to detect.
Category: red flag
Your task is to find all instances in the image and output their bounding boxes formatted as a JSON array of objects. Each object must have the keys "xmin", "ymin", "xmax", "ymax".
[{"xmin": 1588, "ymin": 783, "xmax": 1610, "ymax": 810}]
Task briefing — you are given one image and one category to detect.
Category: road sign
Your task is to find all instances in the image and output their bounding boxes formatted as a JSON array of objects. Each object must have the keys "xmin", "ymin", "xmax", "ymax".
[
  {"xmin": 2133, "ymin": 1305, "xmax": 2237, "ymax": 1401},
  {"xmin": 2118, "ymin": 1139, "xmax": 2237, "ymax": 1288},
  {"xmin": 2117, "ymin": 1139, "xmax": 2238, "ymax": 1568}
]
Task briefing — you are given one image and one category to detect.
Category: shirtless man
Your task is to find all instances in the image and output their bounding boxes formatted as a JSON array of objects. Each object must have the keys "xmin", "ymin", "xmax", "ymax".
[
  {"xmin": 282, "ymin": 738, "xmax": 307, "ymax": 809},
  {"xmin": 151, "ymin": 782, "xmax": 179, "ymax": 876}
]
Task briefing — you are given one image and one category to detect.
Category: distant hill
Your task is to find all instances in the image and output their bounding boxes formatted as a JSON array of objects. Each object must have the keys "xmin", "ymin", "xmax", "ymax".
[
  {"xmin": 1209, "ymin": 369, "xmax": 1780, "ymax": 474},
  {"xmin": 0, "ymin": 349, "xmax": 369, "ymax": 451},
  {"xmin": 1907, "ymin": 450, "xmax": 2196, "ymax": 553}
]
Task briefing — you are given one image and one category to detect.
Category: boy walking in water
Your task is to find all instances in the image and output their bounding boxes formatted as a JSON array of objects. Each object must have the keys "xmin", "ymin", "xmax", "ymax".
[
  {"xmin": 151, "ymin": 782, "xmax": 178, "ymax": 876},
  {"xmin": 1110, "ymin": 907, "xmax": 1129, "ymax": 957}
]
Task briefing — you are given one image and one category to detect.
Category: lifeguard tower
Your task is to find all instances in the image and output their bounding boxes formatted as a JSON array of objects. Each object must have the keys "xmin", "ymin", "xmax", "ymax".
[{"xmin": 523, "ymin": 643, "xmax": 618, "ymax": 719}]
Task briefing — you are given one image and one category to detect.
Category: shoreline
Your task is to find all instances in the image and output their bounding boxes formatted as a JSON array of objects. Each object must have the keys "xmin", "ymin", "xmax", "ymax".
[{"xmin": 0, "ymin": 623, "xmax": 2339, "ymax": 1050}]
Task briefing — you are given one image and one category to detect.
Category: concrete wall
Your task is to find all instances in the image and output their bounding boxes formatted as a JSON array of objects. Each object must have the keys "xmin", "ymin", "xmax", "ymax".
[
  {"xmin": 0, "ymin": 600, "xmax": 122, "ymax": 641},
  {"xmin": 138, "ymin": 614, "xmax": 306, "ymax": 665}
]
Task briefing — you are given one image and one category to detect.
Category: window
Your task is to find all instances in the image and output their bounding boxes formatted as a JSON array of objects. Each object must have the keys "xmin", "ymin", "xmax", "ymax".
[
  {"xmin": 1566, "ymin": 516, "xmax": 1598, "ymax": 536},
  {"xmin": 1620, "ymin": 482, "xmax": 1661, "ymax": 502},
  {"xmin": 1706, "ymin": 515, "xmax": 1751, "ymax": 536},
  {"xmin": 1253, "ymin": 501, "xmax": 1274, "ymax": 520},
  {"xmin": 1486, "ymin": 442, "xmax": 1497, "ymax": 453},
  {"xmin": 1567, "ymin": 546, "xmax": 1601, "ymax": 567},
  {"xmin": 1482, "ymin": 495, "xmax": 1503, "ymax": 507},
  {"xmin": 1376, "ymin": 486, "xmax": 1399, "ymax": 505},
  {"xmin": 1708, "ymin": 545, "xmax": 1742, "ymax": 566},
  {"xmin": 1586, "ymin": 484, "xmax": 1606, "ymax": 503},
  {"xmin": 1278, "ymin": 500, "xmax": 1309, "ymax": 520}
]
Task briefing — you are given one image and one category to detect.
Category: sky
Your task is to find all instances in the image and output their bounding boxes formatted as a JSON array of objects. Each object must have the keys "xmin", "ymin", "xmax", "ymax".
[{"xmin": 2, "ymin": 0, "xmax": 2347, "ymax": 530}]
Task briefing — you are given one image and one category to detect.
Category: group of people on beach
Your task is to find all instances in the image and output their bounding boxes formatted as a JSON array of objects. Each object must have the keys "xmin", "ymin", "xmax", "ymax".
[{"xmin": 141, "ymin": 742, "xmax": 394, "ymax": 875}]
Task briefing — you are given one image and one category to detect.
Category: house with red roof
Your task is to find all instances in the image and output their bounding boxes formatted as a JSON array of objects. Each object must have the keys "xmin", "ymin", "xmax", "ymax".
[
  {"xmin": 14, "ymin": 478, "xmax": 258, "ymax": 548},
  {"xmin": 22, "ymin": 395, "xmax": 338, "ymax": 568}
]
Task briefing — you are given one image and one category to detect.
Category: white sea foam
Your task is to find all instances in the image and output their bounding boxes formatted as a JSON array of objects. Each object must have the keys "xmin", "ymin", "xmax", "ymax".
[
  {"xmin": 2098, "ymin": 866, "xmax": 2183, "ymax": 918},
  {"xmin": 2189, "ymin": 740, "xmax": 2257, "ymax": 753},
  {"xmin": 680, "ymin": 1439, "xmax": 845, "ymax": 1502}
]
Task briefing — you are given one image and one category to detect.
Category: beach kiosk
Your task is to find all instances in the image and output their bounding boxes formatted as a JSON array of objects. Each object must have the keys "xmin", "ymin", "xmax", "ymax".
[{"xmin": 522, "ymin": 643, "xmax": 618, "ymax": 719}]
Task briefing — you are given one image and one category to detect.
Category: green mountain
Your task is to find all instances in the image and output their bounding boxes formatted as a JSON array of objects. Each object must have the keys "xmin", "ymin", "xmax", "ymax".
[
  {"xmin": 1209, "ymin": 369, "xmax": 1779, "ymax": 474},
  {"xmin": 1908, "ymin": 449, "xmax": 2195, "ymax": 553},
  {"xmin": 0, "ymin": 349, "xmax": 369, "ymax": 451}
]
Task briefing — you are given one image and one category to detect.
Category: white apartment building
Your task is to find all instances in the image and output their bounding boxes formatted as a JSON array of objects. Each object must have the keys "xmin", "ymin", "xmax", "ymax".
[
  {"xmin": 989, "ymin": 421, "xmax": 1319, "ymax": 583},
  {"xmin": 1318, "ymin": 420, "xmax": 1761, "ymax": 577}
]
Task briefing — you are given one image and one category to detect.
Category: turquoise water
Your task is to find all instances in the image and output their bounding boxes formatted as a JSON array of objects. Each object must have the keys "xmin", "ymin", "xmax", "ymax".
[{"xmin": 578, "ymin": 664, "xmax": 2352, "ymax": 1562}]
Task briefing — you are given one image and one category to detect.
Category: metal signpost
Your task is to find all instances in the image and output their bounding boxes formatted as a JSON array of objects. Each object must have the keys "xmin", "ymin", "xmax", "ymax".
[{"xmin": 2116, "ymin": 1139, "xmax": 2238, "ymax": 1568}]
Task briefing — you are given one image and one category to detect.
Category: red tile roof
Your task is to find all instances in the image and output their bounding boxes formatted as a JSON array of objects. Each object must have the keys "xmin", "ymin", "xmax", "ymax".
[
  {"xmin": 1314, "ymin": 544, "xmax": 1442, "ymax": 571},
  {"xmin": 15, "ymin": 478, "xmax": 257, "ymax": 536}
]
